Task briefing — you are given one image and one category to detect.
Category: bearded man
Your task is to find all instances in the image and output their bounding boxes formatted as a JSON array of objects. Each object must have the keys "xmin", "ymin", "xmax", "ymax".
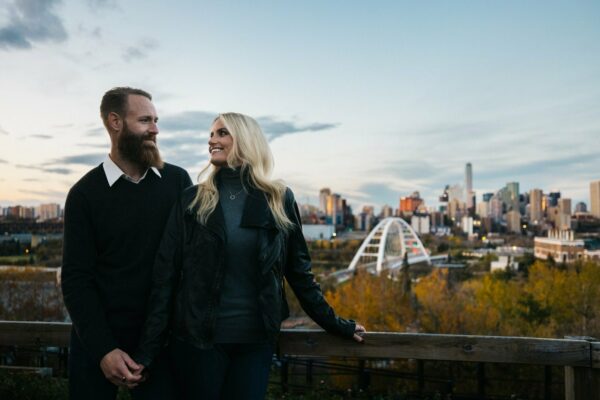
[{"xmin": 61, "ymin": 87, "xmax": 192, "ymax": 399}]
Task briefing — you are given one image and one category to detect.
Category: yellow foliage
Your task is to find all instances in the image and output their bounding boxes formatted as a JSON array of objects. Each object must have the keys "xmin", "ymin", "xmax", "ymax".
[
  {"xmin": 326, "ymin": 270, "xmax": 414, "ymax": 332},
  {"xmin": 326, "ymin": 260, "xmax": 600, "ymax": 338}
]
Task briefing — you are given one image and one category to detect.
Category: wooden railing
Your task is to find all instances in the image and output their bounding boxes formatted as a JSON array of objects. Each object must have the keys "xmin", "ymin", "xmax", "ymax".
[{"xmin": 0, "ymin": 321, "xmax": 598, "ymax": 399}]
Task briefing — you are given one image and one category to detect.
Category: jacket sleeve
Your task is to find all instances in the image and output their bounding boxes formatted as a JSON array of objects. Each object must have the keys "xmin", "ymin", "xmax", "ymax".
[
  {"xmin": 282, "ymin": 188, "xmax": 356, "ymax": 338},
  {"xmin": 61, "ymin": 188, "xmax": 117, "ymax": 362},
  {"xmin": 134, "ymin": 197, "xmax": 184, "ymax": 367}
]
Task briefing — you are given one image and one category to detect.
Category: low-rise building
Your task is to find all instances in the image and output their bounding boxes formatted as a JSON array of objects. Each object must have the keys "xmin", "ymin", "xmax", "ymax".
[{"xmin": 534, "ymin": 229, "xmax": 584, "ymax": 263}]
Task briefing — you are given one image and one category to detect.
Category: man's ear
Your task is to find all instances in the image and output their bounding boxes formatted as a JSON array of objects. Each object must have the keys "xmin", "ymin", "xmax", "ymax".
[{"xmin": 107, "ymin": 112, "xmax": 123, "ymax": 133}]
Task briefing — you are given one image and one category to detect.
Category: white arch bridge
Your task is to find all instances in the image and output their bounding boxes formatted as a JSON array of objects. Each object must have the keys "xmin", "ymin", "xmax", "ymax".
[{"xmin": 329, "ymin": 218, "xmax": 431, "ymax": 282}]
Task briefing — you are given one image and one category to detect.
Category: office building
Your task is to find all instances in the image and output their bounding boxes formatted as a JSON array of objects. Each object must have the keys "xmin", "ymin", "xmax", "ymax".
[{"xmin": 529, "ymin": 189, "xmax": 543, "ymax": 224}]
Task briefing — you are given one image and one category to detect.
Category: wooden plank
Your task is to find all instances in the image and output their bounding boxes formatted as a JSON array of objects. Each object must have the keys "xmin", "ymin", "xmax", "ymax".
[
  {"xmin": 279, "ymin": 330, "xmax": 591, "ymax": 367},
  {"xmin": 0, "ymin": 321, "xmax": 71, "ymax": 347},
  {"xmin": 592, "ymin": 342, "xmax": 600, "ymax": 369},
  {"xmin": 0, "ymin": 365, "xmax": 53, "ymax": 377},
  {"xmin": 0, "ymin": 322, "xmax": 594, "ymax": 369},
  {"xmin": 565, "ymin": 366, "xmax": 600, "ymax": 400}
]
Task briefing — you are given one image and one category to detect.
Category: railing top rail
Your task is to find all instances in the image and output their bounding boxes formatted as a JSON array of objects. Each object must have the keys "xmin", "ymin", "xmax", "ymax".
[
  {"xmin": 0, "ymin": 321, "xmax": 597, "ymax": 368},
  {"xmin": 280, "ymin": 330, "xmax": 598, "ymax": 368}
]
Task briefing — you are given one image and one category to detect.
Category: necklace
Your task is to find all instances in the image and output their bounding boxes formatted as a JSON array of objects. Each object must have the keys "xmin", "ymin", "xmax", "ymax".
[{"xmin": 228, "ymin": 187, "xmax": 245, "ymax": 200}]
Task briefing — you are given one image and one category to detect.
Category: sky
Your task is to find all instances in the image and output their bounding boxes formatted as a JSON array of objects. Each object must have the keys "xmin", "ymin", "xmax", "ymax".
[{"xmin": 1, "ymin": 0, "xmax": 599, "ymax": 212}]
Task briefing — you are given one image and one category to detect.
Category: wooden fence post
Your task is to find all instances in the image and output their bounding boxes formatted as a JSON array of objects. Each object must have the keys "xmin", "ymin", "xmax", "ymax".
[{"xmin": 564, "ymin": 336, "xmax": 600, "ymax": 400}]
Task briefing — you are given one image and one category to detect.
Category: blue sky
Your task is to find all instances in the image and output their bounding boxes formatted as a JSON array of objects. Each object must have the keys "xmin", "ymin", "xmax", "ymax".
[{"xmin": 1, "ymin": 0, "xmax": 599, "ymax": 211}]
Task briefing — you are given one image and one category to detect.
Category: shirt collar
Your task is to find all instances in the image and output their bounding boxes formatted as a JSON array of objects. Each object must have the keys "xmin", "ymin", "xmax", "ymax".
[{"xmin": 102, "ymin": 154, "xmax": 161, "ymax": 187}]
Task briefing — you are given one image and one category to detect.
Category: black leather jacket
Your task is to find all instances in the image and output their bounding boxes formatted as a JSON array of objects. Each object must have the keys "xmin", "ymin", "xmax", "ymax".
[{"xmin": 134, "ymin": 185, "xmax": 356, "ymax": 367}]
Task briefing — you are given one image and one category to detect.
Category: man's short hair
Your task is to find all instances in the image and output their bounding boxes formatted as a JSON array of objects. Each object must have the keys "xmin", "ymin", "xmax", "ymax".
[{"xmin": 100, "ymin": 87, "xmax": 152, "ymax": 124}]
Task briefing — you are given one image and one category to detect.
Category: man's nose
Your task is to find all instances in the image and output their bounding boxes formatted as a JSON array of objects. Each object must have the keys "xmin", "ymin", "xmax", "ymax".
[{"xmin": 149, "ymin": 122, "xmax": 159, "ymax": 134}]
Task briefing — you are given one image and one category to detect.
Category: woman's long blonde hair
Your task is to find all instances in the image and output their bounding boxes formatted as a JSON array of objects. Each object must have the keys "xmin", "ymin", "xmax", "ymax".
[{"xmin": 189, "ymin": 112, "xmax": 293, "ymax": 231}]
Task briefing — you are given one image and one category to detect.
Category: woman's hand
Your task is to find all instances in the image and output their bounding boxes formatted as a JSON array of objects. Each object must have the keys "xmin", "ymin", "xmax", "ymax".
[{"xmin": 353, "ymin": 323, "xmax": 366, "ymax": 343}]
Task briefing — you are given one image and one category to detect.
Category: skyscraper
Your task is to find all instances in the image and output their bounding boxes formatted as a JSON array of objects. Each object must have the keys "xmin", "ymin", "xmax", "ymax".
[
  {"xmin": 319, "ymin": 188, "xmax": 331, "ymax": 214},
  {"xmin": 465, "ymin": 163, "xmax": 475, "ymax": 213},
  {"xmin": 591, "ymin": 180, "xmax": 600, "ymax": 218},
  {"xmin": 504, "ymin": 182, "xmax": 519, "ymax": 213},
  {"xmin": 465, "ymin": 163, "xmax": 473, "ymax": 194},
  {"xmin": 529, "ymin": 189, "xmax": 543, "ymax": 224},
  {"xmin": 558, "ymin": 198, "xmax": 572, "ymax": 216}
]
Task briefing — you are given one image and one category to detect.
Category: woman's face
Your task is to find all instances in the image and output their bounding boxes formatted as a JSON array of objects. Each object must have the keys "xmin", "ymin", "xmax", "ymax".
[{"xmin": 208, "ymin": 118, "xmax": 234, "ymax": 167}]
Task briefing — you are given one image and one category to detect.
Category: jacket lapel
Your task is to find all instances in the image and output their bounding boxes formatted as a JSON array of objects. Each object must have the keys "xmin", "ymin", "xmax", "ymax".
[
  {"xmin": 205, "ymin": 201, "xmax": 226, "ymax": 242},
  {"xmin": 240, "ymin": 188, "xmax": 277, "ymax": 230}
]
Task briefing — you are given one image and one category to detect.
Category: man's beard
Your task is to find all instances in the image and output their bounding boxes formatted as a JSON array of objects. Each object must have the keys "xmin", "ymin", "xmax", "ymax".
[{"xmin": 117, "ymin": 123, "xmax": 164, "ymax": 169}]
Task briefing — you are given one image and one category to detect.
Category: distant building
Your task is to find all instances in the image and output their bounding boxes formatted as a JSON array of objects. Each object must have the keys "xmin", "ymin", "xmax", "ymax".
[
  {"xmin": 506, "ymin": 210, "xmax": 521, "ymax": 234},
  {"xmin": 489, "ymin": 194, "xmax": 503, "ymax": 223},
  {"xmin": 461, "ymin": 216, "xmax": 473, "ymax": 236},
  {"xmin": 575, "ymin": 202, "xmax": 587, "ymax": 213},
  {"xmin": 558, "ymin": 198, "xmax": 571, "ymax": 216},
  {"xmin": 430, "ymin": 211, "xmax": 444, "ymax": 229},
  {"xmin": 38, "ymin": 203, "xmax": 62, "ymax": 221},
  {"xmin": 534, "ymin": 229, "xmax": 585, "ymax": 263},
  {"xmin": 547, "ymin": 191, "xmax": 561, "ymax": 208},
  {"xmin": 302, "ymin": 224, "xmax": 335, "ymax": 240},
  {"xmin": 411, "ymin": 214, "xmax": 430, "ymax": 235},
  {"xmin": 504, "ymin": 182, "xmax": 520, "ymax": 213},
  {"xmin": 399, "ymin": 191, "xmax": 423, "ymax": 215},
  {"xmin": 465, "ymin": 163, "xmax": 475, "ymax": 213},
  {"xmin": 477, "ymin": 201, "xmax": 489, "ymax": 218},
  {"xmin": 355, "ymin": 208, "xmax": 375, "ymax": 232},
  {"xmin": 380, "ymin": 205, "xmax": 393, "ymax": 218},
  {"xmin": 529, "ymin": 189, "xmax": 543, "ymax": 224},
  {"xmin": 591, "ymin": 180, "xmax": 600, "ymax": 218},
  {"xmin": 319, "ymin": 188, "xmax": 331, "ymax": 214},
  {"xmin": 491, "ymin": 256, "xmax": 519, "ymax": 272}
]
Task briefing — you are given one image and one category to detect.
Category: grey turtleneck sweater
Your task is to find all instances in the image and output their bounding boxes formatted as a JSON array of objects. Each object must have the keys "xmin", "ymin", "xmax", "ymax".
[{"xmin": 214, "ymin": 168, "xmax": 266, "ymax": 343}]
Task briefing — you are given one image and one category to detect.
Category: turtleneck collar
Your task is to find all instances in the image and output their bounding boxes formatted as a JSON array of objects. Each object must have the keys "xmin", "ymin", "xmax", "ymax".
[{"xmin": 218, "ymin": 166, "xmax": 242, "ymax": 180}]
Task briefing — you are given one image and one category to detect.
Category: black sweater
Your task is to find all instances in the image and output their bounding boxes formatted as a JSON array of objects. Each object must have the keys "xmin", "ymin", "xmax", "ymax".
[{"xmin": 61, "ymin": 163, "xmax": 192, "ymax": 361}]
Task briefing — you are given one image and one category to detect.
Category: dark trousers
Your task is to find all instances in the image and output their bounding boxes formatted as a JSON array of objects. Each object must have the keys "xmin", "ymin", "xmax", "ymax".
[
  {"xmin": 171, "ymin": 339, "xmax": 274, "ymax": 400},
  {"xmin": 68, "ymin": 329, "xmax": 176, "ymax": 400}
]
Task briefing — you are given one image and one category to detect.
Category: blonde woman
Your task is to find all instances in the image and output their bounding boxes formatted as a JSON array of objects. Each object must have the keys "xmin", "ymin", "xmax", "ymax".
[{"xmin": 134, "ymin": 113, "xmax": 365, "ymax": 399}]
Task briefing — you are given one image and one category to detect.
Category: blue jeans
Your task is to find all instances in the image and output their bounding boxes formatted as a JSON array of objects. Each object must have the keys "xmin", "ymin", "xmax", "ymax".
[{"xmin": 170, "ymin": 339, "xmax": 274, "ymax": 400}]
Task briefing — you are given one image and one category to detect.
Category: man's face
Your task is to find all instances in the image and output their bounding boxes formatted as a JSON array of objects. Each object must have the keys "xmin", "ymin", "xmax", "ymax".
[{"xmin": 117, "ymin": 95, "xmax": 164, "ymax": 169}]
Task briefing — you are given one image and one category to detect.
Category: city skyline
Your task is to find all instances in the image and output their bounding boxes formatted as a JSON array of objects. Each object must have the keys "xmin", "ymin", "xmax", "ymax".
[{"xmin": 1, "ymin": 1, "xmax": 600, "ymax": 210}]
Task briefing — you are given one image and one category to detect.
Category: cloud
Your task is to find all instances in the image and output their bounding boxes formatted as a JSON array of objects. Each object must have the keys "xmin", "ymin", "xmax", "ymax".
[
  {"xmin": 87, "ymin": 0, "xmax": 117, "ymax": 11},
  {"xmin": 52, "ymin": 123, "xmax": 75, "ymax": 129},
  {"xmin": 159, "ymin": 110, "xmax": 338, "ymax": 141},
  {"xmin": 0, "ymin": 0, "xmax": 68, "ymax": 50},
  {"xmin": 123, "ymin": 38, "xmax": 158, "ymax": 62},
  {"xmin": 86, "ymin": 127, "xmax": 105, "ymax": 137},
  {"xmin": 50, "ymin": 153, "xmax": 105, "ymax": 166},
  {"xmin": 29, "ymin": 134, "xmax": 52, "ymax": 139},
  {"xmin": 256, "ymin": 116, "xmax": 339, "ymax": 140},
  {"xmin": 0, "ymin": 159, "xmax": 7, "ymax": 164},
  {"xmin": 18, "ymin": 188, "xmax": 68, "ymax": 198},
  {"xmin": 159, "ymin": 111, "xmax": 216, "ymax": 132},
  {"xmin": 16, "ymin": 164, "xmax": 72, "ymax": 175},
  {"xmin": 0, "ymin": 125, "xmax": 9, "ymax": 135}
]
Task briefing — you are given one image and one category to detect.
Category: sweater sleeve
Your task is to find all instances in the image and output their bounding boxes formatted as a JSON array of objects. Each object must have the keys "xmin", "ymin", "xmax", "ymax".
[
  {"xmin": 61, "ymin": 187, "xmax": 118, "ymax": 362},
  {"xmin": 283, "ymin": 188, "xmax": 356, "ymax": 338},
  {"xmin": 134, "ymin": 198, "xmax": 184, "ymax": 367}
]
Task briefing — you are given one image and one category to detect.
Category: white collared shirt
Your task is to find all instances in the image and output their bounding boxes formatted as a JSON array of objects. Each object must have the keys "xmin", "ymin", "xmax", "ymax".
[{"xmin": 102, "ymin": 154, "xmax": 161, "ymax": 187}]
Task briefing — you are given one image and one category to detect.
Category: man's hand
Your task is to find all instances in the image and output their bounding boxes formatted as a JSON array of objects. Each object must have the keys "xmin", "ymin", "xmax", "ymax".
[
  {"xmin": 353, "ymin": 323, "xmax": 366, "ymax": 343},
  {"xmin": 100, "ymin": 348, "xmax": 144, "ymax": 388}
]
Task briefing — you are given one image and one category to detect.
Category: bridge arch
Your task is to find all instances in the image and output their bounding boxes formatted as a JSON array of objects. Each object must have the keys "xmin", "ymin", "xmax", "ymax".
[{"xmin": 347, "ymin": 217, "xmax": 430, "ymax": 274}]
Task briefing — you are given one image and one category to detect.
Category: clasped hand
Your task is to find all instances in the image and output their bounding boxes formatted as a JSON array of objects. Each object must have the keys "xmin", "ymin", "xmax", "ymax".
[{"xmin": 100, "ymin": 348, "xmax": 145, "ymax": 388}]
